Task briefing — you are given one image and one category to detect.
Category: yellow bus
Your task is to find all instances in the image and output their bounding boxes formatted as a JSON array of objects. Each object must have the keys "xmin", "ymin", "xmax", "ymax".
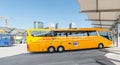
[{"xmin": 26, "ymin": 28, "xmax": 113, "ymax": 52}]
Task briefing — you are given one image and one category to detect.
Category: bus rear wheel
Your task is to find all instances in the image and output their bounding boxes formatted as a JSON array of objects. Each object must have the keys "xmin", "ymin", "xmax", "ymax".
[
  {"xmin": 48, "ymin": 46, "xmax": 55, "ymax": 53},
  {"xmin": 98, "ymin": 43, "xmax": 104, "ymax": 49},
  {"xmin": 57, "ymin": 46, "xmax": 64, "ymax": 52}
]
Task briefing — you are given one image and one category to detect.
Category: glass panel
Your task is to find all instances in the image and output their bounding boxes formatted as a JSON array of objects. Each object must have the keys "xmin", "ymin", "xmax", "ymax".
[
  {"xmin": 99, "ymin": 31, "xmax": 112, "ymax": 40},
  {"xmin": 88, "ymin": 31, "xmax": 97, "ymax": 36},
  {"xmin": 68, "ymin": 31, "xmax": 88, "ymax": 36},
  {"xmin": 31, "ymin": 30, "xmax": 53, "ymax": 37},
  {"xmin": 108, "ymin": 32, "xmax": 112, "ymax": 40},
  {"xmin": 56, "ymin": 32, "xmax": 67, "ymax": 37}
]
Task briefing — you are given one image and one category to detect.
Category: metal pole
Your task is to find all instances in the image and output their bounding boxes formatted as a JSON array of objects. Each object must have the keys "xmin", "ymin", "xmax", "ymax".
[
  {"xmin": 96, "ymin": 0, "xmax": 98, "ymax": 12},
  {"xmin": 99, "ymin": 12, "xmax": 102, "ymax": 28},
  {"xmin": 5, "ymin": 19, "xmax": 8, "ymax": 27}
]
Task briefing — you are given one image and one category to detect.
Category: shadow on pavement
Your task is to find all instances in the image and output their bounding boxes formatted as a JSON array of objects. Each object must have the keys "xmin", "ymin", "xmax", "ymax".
[
  {"xmin": 95, "ymin": 48, "xmax": 116, "ymax": 65},
  {"xmin": 0, "ymin": 47, "xmax": 117, "ymax": 65},
  {"xmin": 27, "ymin": 48, "xmax": 116, "ymax": 65}
]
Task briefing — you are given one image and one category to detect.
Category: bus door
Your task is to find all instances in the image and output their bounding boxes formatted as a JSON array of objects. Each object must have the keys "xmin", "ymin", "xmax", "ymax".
[
  {"xmin": 67, "ymin": 32, "xmax": 79, "ymax": 50},
  {"xmin": 54, "ymin": 31, "xmax": 67, "ymax": 49},
  {"xmin": 87, "ymin": 31, "xmax": 99, "ymax": 48},
  {"xmin": 78, "ymin": 31, "xmax": 90, "ymax": 49}
]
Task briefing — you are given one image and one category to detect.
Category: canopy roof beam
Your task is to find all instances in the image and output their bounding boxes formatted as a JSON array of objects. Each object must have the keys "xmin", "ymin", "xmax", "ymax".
[
  {"xmin": 81, "ymin": 9, "xmax": 120, "ymax": 13},
  {"xmin": 92, "ymin": 24, "xmax": 113, "ymax": 26},
  {"xmin": 86, "ymin": 19, "xmax": 117, "ymax": 22}
]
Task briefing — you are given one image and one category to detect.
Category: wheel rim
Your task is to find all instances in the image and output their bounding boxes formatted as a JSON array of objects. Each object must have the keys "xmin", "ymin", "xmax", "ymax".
[
  {"xmin": 49, "ymin": 47, "xmax": 54, "ymax": 52},
  {"xmin": 99, "ymin": 44, "xmax": 103, "ymax": 48},
  {"xmin": 58, "ymin": 47, "xmax": 64, "ymax": 52}
]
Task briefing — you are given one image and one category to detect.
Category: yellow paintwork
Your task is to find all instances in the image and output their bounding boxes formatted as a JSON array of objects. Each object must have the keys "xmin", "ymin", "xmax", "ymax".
[
  {"xmin": 0, "ymin": 30, "xmax": 5, "ymax": 33},
  {"xmin": 26, "ymin": 28, "xmax": 113, "ymax": 52}
]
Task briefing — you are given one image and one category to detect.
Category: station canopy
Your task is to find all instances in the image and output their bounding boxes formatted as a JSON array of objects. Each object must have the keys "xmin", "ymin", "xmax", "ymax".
[
  {"xmin": 78, "ymin": 0, "xmax": 120, "ymax": 29},
  {"xmin": 0, "ymin": 27, "xmax": 26, "ymax": 36}
]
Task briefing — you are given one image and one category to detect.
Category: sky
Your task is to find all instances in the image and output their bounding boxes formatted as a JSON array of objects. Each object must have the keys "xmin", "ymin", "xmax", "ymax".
[{"xmin": 0, "ymin": 0, "xmax": 93, "ymax": 29}]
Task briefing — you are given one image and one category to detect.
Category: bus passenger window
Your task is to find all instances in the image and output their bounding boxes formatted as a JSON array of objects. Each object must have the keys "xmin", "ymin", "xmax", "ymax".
[
  {"xmin": 61, "ymin": 32, "xmax": 67, "ymax": 36},
  {"xmin": 45, "ymin": 32, "xmax": 53, "ymax": 36},
  {"xmin": 76, "ymin": 32, "xmax": 87, "ymax": 36},
  {"xmin": 68, "ymin": 32, "xmax": 76, "ymax": 36},
  {"xmin": 68, "ymin": 32, "xmax": 72, "ymax": 36},
  {"xmin": 54, "ymin": 32, "xmax": 57, "ymax": 36},
  {"xmin": 68, "ymin": 31, "xmax": 87, "ymax": 36},
  {"xmin": 56, "ymin": 32, "xmax": 66, "ymax": 36},
  {"xmin": 57, "ymin": 33, "xmax": 61, "ymax": 36},
  {"xmin": 78, "ymin": 32, "xmax": 88, "ymax": 36},
  {"xmin": 88, "ymin": 31, "xmax": 97, "ymax": 36}
]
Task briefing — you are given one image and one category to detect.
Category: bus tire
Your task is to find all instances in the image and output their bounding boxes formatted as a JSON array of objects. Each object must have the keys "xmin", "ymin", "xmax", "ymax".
[
  {"xmin": 48, "ymin": 46, "xmax": 55, "ymax": 53},
  {"xmin": 57, "ymin": 46, "xmax": 64, "ymax": 52},
  {"xmin": 98, "ymin": 43, "xmax": 104, "ymax": 49}
]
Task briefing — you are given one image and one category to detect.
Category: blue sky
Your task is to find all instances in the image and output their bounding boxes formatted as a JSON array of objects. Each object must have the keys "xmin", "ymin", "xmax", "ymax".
[{"xmin": 0, "ymin": 0, "xmax": 92, "ymax": 29}]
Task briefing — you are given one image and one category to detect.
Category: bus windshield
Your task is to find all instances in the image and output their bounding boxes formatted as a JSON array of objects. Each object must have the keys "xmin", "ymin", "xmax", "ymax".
[
  {"xmin": 99, "ymin": 31, "xmax": 112, "ymax": 40},
  {"xmin": 31, "ymin": 30, "xmax": 54, "ymax": 37}
]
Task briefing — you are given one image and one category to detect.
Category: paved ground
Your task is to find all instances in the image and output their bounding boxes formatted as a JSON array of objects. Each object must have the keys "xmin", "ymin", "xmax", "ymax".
[
  {"xmin": 100, "ymin": 47, "xmax": 120, "ymax": 65},
  {"xmin": 0, "ymin": 44, "xmax": 120, "ymax": 65},
  {"xmin": 0, "ymin": 44, "xmax": 27, "ymax": 58}
]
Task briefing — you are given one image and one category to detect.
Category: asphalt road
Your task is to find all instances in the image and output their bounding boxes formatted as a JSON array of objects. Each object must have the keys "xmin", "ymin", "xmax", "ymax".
[{"xmin": 0, "ymin": 48, "xmax": 116, "ymax": 65}]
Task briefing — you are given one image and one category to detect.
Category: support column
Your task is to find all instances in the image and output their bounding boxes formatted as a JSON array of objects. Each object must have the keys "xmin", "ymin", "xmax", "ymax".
[
  {"xmin": 117, "ymin": 23, "xmax": 120, "ymax": 47},
  {"xmin": 115, "ymin": 22, "xmax": 120, "ymax": 47}
]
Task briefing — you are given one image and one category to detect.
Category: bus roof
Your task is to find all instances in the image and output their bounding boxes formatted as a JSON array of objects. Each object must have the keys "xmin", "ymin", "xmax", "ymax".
[
  {"xmin": 53, "ymin": 28, "xmax": 109, "ymax": 32},
  {"xmin": 27, "ymin": 28, "xmax": 110, "ymax": 32},
  {"xmin": 27, "ymin": 28, "xmax": 51, "ymax": 31}
]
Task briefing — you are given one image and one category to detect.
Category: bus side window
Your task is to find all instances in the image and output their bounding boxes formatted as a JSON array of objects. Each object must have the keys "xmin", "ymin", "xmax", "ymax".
[
  {"xmin": 68, "ymin": 32, "xmax": 75, "ymax": 36},
  {"xmin": 54, "ymin": 31, "xmax": 57, "ymax": 36},
  {"xmin": 76, "ymin": 31, "xmax": 87, "ymax": 36},
  {"xmin": 68, "ymin": 32, "xmax": 72, "ymax": 36},
  {"xmin": 77, "ymin": 31, "xmax": 88, "ymax": 36},
  {"xmin": 56, "ymin": 32, "xmax": 61, "ymax": 36},
  {"xmin": 45, "ymin": 31, "xmax": 55, "ymax": 36},
  {"xmin": 88, "ymin": 31, "xmax": 97, "ymax": 36},
  {"xmin": 61, "ymin": 32, "xmax": 67, "ymax": 36},
  {"xmin": 56, "ymin": 32, "xmax": 67, "ymax": 36},
  {"xmin": 68, "ymin": 31, "xmax": 87, "ymax": 36}
]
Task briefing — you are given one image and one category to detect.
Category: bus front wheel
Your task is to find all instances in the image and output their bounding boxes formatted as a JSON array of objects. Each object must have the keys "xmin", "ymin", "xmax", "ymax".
[
  {"xmin": 57, "ymin": 46, "xmax": 64, "ymax": 52},
  {"xmin": 48, "ymin": 46, "xmax": 55, "ymax": 53},
  {"xmin": 98, "ymin": 43, "xmax": 104, "ymax": 49}
]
